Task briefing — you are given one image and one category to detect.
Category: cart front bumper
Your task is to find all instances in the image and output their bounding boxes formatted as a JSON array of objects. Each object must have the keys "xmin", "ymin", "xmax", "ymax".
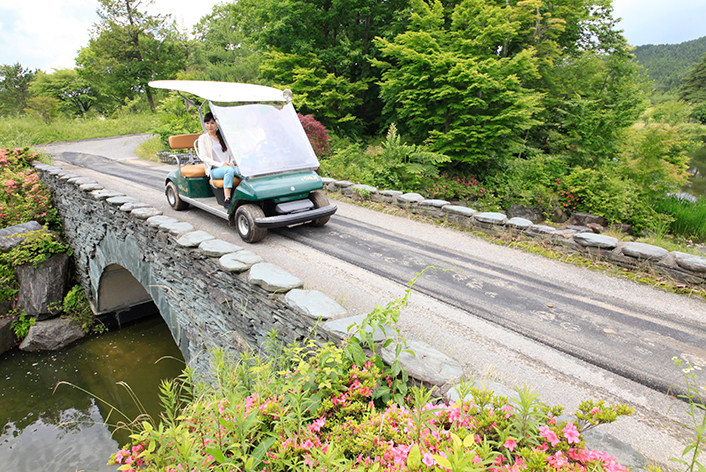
[{"xmin": 254, "ymin": 205, "xmax": 337, "ymax": 228}]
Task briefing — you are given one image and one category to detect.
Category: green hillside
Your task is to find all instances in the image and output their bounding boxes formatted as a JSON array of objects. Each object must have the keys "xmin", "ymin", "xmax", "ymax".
[{"xmin": 633, "ymin": 36, "xmax": 706, "ymax": 93}]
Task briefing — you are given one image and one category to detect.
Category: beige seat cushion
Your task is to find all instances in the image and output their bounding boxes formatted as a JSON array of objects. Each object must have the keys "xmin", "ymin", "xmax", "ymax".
[
  {"xmin": 168, "ymin": 133, "xmax": 202, "ymax": 150},
  {"xmin": 210, "ymin": 177, "xmax": 242, "ymax": 188},
  {"xmin": 181, "ymin": 164, "xmax": 206, "ymax": 178}
]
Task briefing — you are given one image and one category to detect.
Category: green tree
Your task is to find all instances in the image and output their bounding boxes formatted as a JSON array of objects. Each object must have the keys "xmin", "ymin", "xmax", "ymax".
[
  {"xmin": 0, "ymin": 63, "xmax": 36, "ymax": 116},
  {"xmin": 76, "ymin": 0, "xmax": 187, "ymax": 112},
  {"xmin": 190, "ymin": 1, "xmax": 262, "ymax": 83},
  {"xmin": 251, "ymin": 0, "xmax": 411, "ymax": 132},
  {"xmin": 29, "ymin": 69, "xmax": 97, "ymax": 116},
  {"xmin": 374, "ymin": 0, "xmax": 544, "ymax": 171},
  {"xmin": 679, "ymin": 52, "xmax": 706, "ymax": 103},
  {"xmin": 260, "ymin": 51, "xmax": 367, "ymax": 133}
]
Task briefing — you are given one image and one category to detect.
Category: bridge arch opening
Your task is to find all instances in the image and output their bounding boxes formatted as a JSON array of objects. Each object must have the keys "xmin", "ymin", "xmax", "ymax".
[{"xmin": 97, "ymin": 263, "xmax": 153, "ymax": 314}]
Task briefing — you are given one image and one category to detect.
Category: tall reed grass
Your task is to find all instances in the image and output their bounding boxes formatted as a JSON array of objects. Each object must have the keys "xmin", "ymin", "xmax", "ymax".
[
  {"xmin": 0, "ymin": 113, "xmax": 160, "ymax": 148},
  {"xmin": 654, "ymin": 195, "xmax": 706, "ymax": 242}
]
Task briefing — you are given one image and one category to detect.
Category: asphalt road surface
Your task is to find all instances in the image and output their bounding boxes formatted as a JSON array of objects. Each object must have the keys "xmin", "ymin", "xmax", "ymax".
[{"xmin": 39, "ymin": 135, "xmax": 706, "ymax": 465}]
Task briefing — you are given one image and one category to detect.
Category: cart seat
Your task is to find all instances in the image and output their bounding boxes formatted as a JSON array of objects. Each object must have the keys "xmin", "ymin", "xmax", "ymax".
[
  {"xmin": 168, "ymin": 133, "xmax": 202, "ymax": 150},
  {"xmin": 182, "ymin": 164, "xmax": 206, "ymax": 178}
]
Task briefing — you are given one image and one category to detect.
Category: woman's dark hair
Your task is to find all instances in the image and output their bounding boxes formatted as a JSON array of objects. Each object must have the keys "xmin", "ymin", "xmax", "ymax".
[{"xmin": 203, "ymin": 112, "xmax": 227, "ymax": 152}]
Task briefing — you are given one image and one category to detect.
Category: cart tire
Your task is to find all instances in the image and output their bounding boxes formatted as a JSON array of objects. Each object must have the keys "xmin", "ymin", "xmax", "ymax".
[
  {"xmin": 166, "ymin": 181, "xmax": 189, "ymax": 210},
  {"xmin": 308, "ymin": 191, "xmax": 330, "ymax": 227},
  {"xmin": 236, "ymin": 204, "xmax": 267, "ymax": 243}
]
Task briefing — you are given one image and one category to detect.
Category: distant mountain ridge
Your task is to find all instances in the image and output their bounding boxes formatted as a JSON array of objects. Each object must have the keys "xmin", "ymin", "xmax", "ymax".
[{"xmin": 633, "ymin": 36, "xmax": 706, "ymax": 93}]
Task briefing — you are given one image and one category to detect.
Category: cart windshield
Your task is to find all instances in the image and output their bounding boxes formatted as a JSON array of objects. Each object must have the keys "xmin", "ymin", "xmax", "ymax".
[{"xmin": 210, "ymin": 102, "xmax": 319, "ymax": 179}]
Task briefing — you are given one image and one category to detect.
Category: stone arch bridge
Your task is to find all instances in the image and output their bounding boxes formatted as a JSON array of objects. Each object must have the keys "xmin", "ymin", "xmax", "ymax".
[{"xmin": 34, "ymin": 162, "xmax": 461, "ymax": 383}]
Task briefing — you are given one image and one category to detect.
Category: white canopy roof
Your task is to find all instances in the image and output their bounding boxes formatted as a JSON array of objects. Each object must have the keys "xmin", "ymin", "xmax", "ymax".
[{"xmin": 149, "ymin": 80, "xmax": 288, "ymax": 103}]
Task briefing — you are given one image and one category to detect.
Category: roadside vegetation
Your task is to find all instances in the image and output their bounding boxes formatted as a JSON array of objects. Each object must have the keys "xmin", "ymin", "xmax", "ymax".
[{"xmin": 1, "ymin": 1, "xmax": 706, "ymax": 468}]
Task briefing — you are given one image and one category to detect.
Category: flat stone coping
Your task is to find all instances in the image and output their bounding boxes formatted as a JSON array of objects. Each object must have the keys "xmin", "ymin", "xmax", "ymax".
[
  {"xmin": 322, "ymin": 314, "xmax": 388, "ymax": 343},
  {"xmin": 92, "ymin": 189, "xmax": 124, "ymax": 200},
  {"xmin": 67, "ymin": 177, "xmax": 95, "ymax": 185},
  {"xmin": 160, "ymin": 221, "xmax": 194, "ymax": 236},
  {"xmin": 474, "ymin": 212, "xmax": 507, "ymax": 224},
  {"xmin": 622, "ymin": 242, "xmax": 669, "ymax": 260},
  {"xmin": 176, "ymin": 230, "xmax": 215, "ymax": 248},
  {"xmin": 120, "ymin": 202, "xmax": 151, "ymax": 212},
  {"xmin": 380, "ymin": 190, "xmax": 403, "ymax": 197},
  {"xmin": 131, "ymin": 207, "xmax": 162, "ymax": 220},
  {"xmin": 530, "ymin": 225, "xmax": 556, "ymax": 233},
  {"xmin": 219, "ymin": 250, "xmax": 264, "ymax": 272},
  {"xmin": 334, "ymin": 180, "xmax": 354, "ymax": 188},
  {"xmin": 106, "ymin": 196, "xmax": 138, "ymax": 206},
  {"xmin": 397, "ymin": 193, "xmax": 425, "ymax": 203},
  {"xmin": 284, "ymin": 289, "xmax": 347, "ymax": 320},
  {"xmin": 507, "ymin": 217, "xmax": 533, "ymax": 229},
  {"xmin": 573, "ymin": 233, "xmax": 619, "ymax": 249},
  {"xmin": 321, "ymin": 177, "xmax": 336, "ymax": 185},
  {"xmin": 79, "ymin": 183, "xmax": 104, "ymax": 192},
  {"xmin": 380, "ymin": 339, "xmax": 463, "ymax": 387},
  {"xmin": 352, "ymin": 184, "xmax": 378, "ymax": 194},
  {"xmin": 420, "ymin": 199, "xmax": 450, "ymax": 208},
  {"xmin": 673, "ymin": 252, "xmax": 706, "ymax": 272},
  {"xmin": 59, "ymin": 173, "xmax": 81, "ymax": 180},
  {"xmin": 146, "ymin": 215, "xmax": 179, "ymax": 228},
  {"xmin": 248, "ymin": 263, "xmax": 303, "ymax": 292},
  {"xmin": 444, "ymin": 205, "xmax": 478, "ymax": 217},
  {"xmin": 199, "ymin": 239, "xmax": 243, "ymax": 257}
]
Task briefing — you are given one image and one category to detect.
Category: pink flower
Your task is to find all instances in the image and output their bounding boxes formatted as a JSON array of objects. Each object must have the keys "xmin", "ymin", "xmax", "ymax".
[
  {"xmin": 422, "ymin": 452, "xmax": 435, "ymax": 466},
  {"xmin": 539, "ymin": 425, "xmax": 560, "ymax": 447},
  {"xmin": 547, "ymin": 451, "xmax": 568, "ymax": 468},
  {"xmin": 504, "ymin": 438, "xmax": 518, "ymax": 451},
  {"xmin": 563, "ymin": 422, "xmax": 580, "ymax": 444}
]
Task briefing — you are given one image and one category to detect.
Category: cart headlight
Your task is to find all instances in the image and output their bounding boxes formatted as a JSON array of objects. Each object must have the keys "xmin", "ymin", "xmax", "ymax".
[{"xmin": 283, "ymin": 89, "xmax": 293, "ymax": 103}]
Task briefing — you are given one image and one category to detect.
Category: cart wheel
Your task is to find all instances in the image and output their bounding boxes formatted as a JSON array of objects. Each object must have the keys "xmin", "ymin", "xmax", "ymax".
[
  {"xmin": 166, "ymin": 181, "xmax": 189, "ymax": 210},
  {"xmin": 308, "ymin": 191, "xmax": 330, "ymax": 227},
  {"xmin": 236, "ymin": 204, "xmax": 267, "ymax": 243}
]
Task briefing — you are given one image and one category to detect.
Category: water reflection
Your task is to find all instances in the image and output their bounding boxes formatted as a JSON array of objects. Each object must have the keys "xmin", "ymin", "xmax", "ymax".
[
  {"xmin": 0, "ymin": 316, "xmax": 184, "ymax": 472},
  {"xmin": 684, "ymin": 136, "xmax": 706, "ymax": 197}
]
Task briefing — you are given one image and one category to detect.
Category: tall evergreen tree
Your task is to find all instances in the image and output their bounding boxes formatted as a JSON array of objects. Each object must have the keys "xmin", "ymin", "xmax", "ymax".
[
  {"xmin": 0, "ymin": 63, "xmax": 36, "ymax": 116},
  {"xmin": 679, "ymin": 53, "xmax": 706, "ymax": 103}
]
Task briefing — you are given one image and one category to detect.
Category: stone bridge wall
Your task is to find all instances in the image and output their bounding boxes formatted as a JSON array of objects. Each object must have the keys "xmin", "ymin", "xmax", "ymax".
[{"xmin": 33, "ymin": 163, "xmax": 348, "ymax": 372}]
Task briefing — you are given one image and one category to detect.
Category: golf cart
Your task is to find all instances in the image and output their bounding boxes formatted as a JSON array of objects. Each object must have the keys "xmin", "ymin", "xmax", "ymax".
[{"xmin": 149, "ymin": 80, "xmax": 337, "ymax": 243}]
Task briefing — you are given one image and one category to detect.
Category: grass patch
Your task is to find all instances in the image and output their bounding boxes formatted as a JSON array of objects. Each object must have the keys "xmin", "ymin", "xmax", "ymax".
[
  {"xmin": 654, "ymin": 194, "xmax": 706, "ymax": 242},
  {"xmin": 0, "ymin": 112, "xmax": 160, "ymax": 148},
  {"xmin": 134, "ymin": 135, "xmax": 165, "ymax": 162}
]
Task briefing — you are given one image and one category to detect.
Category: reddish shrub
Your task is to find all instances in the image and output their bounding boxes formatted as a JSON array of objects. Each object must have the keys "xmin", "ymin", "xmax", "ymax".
[{"xmin": 298, "ymin": 113, "xmax": 331, "ymax": 157}]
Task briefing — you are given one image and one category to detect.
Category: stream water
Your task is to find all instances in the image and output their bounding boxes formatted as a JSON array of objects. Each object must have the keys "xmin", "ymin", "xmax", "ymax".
[{"xmin": 0, "ymin": 315, "xmax": 184, "ymax": 472}]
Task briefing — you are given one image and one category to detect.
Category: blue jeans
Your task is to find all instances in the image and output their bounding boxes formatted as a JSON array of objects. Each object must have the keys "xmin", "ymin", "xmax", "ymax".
[{"xmin": 210, "ymin": 165, "xmax": 236, "ymax": 188}]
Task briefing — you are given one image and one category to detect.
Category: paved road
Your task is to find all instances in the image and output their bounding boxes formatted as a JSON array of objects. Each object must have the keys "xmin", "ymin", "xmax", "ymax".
[{"xmin": 39, "ymin": 135, "xmax": 706, "ymax": 465}]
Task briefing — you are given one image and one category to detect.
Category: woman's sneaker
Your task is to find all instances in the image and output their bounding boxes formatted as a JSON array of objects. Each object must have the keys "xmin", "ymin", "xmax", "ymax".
[{"xmin": 223, "ymin": 198, "xmax": 231, "ymax": 210}]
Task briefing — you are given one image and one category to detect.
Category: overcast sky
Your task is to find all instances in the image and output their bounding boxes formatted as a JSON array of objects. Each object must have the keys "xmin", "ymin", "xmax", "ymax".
[{"xmin": 0, "ymin": 0, "xmax": 705, "ymax": 73}]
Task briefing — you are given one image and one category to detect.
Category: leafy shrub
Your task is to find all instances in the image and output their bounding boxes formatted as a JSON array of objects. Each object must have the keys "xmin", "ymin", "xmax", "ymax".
[
  {"xmin": 0, "ymin": 230, "xmax": 70, "ymax": 268},
  {"xmin": 0, "ymin": 230, "xmax": 71, "ymax": 303},
  {"xmin": 109, "ymin": 282, "xmax": 633, "ymax": 472},
  {"xmin": 10, "ymin": 311, "xmax": 35, "ymax": 339},
  {"xmin": 298, "ymin": 113, "xmax": 331, "ymax": 157},
  {"xmin": 560, "ymin": 166, "xmax": 657, "ymax": 232},
  {"xmin": 0, "ymin": 147, "xmax": 60, "ymax": 228},
  {"xmin": 320, "ymin": 124, "xmax": 451, "ymax": 193},
  {"xmin": 62, "ymin": 285, "xmax": 106, "ymax": 334},
  {"xmin": 110, "ymin": 341, "xmax": 633, "ymax": 472}
]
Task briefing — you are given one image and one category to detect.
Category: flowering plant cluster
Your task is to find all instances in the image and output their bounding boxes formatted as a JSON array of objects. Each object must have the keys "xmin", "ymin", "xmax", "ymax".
[
  {"xmin": 0, "ymin": 147, "xmax": 59, "ymax": 228},
  {"xmin": 422, "ymin": 173, "xmax": 485, "ymax": 202},
  {"xmin": 109, "ymin": 340, "xmax": 633, "ymax": 472}
]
